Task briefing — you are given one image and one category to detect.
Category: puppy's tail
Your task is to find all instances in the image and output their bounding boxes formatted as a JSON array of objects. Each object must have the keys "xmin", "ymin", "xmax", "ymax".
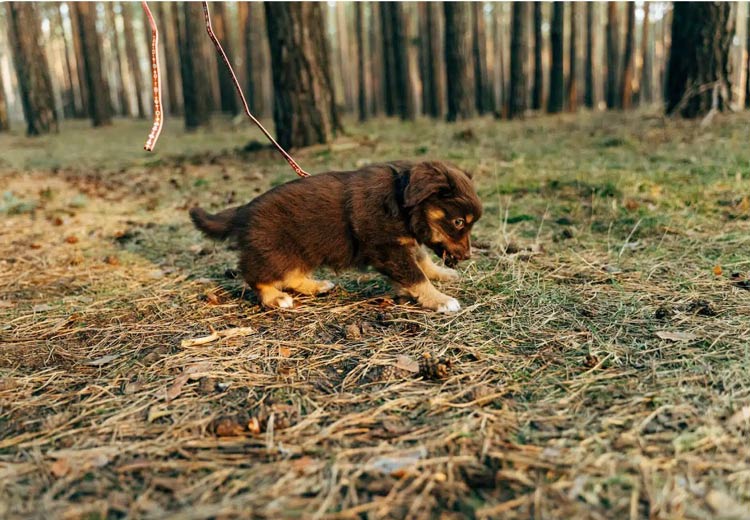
[{"xmin": 189, "ymin": 206, "xmax": 239, "ymax": 240}]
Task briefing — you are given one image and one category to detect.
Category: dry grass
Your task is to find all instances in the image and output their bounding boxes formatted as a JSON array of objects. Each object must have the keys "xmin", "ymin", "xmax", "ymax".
[{"xmin": 2, "ymin": 111, "xmax": 750, "ymax": 519}]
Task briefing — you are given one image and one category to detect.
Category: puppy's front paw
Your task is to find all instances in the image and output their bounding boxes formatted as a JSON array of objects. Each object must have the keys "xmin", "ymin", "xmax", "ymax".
[
  {"xmin": 433, "ymin": 266, "xmax": 459, "ymax": 281},
  {"xmin": 268, "ymin": 293, "xmax": 294, "ymax": 309},
  {"xmin": 317, "ymin": 280, "xmax": 335, "ymax": 294},
  {"xmin": 436, "ymin": 297, "xmax": 461, "ymax": 313}
]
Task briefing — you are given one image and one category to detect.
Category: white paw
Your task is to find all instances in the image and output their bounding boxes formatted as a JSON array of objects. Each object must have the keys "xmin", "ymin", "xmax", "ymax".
[
  {"xmin": 437, "ymin": 268, "xmax": 460, "ymax": 281},
  {"xmin": 318, "ymin": 280, "xmax": 335, "ymax": 294},
  {"xmin": 436, "ymin": 298, "xmax": 461, "ymax": 313},
  {"xmin": 276, "ymin": 294, "xmax": 294, "ymax": 309}
]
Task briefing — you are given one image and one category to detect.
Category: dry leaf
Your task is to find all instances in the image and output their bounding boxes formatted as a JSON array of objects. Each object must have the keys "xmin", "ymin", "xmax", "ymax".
[
  {"xmin": 247, "ymin": 416, "xmax": 262, "ymax": 434},
  {"xmin": 279, "ymin": 346, "xmax": 292, "ymax": 358},
  {"xmin": 85, "ymin": 353, "xmax": 120, "ymax": 366},
  {"xmin": 713, "ymin": 265, "xmax": 723, "ymax": 276},
  {"xmin": 30, "ymin": 243, "xmax": 42, "ymax": 249},
  {"xmin": 50, "ymin": 458, "xmax": 70, "ymax": 478},
  {"xmin": 165, "ymin": 373, "xmax": 189, "ymax": 401},
  {"xmin": 103, "ymin": 255, "xmax": 119, "ymax": 266},
  {"xmin": 656, "ymin": 331, "xmax": 697, "ymax": 342},
  {"xmin": 395, "ymin": 355, "xmax": 420, "ymax": 373},
  {"xmin": 64, "ymin": 235, "xmax": 79, "ymax": 244},
  {"xmin": 214, "ymin": 417, "xmax": 245, "ymax": 437}
]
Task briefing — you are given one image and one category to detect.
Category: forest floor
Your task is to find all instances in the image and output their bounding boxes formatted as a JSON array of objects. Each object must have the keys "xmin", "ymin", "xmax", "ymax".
[{"xmin": 1, "ymin": 111, "xmax": 750, "ymax": 519}]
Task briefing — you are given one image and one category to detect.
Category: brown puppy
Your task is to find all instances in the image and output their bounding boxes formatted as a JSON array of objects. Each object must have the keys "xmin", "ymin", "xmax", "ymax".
[{"xmin": 189, "ymin": 160, "xmax": 482, "ymax": 312}]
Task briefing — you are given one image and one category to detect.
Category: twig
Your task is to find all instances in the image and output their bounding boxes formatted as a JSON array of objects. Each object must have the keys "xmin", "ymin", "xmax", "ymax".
[
  {"xmin": 141, "ymin": 2, "xmax": 163, "ymax": 152},
  {"xmin": 180, "ymin": 326, "xmax": 255, "ymax": 348}
]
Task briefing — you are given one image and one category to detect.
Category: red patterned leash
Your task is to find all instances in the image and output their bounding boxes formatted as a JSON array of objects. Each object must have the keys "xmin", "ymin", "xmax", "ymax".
[
  {"xmin": 201, "ymin": 2, "xmax": 309, "ymax": 177},
  {"xmin": 141, "ymin": 1, "xmax": 162, "ymax": 152}
]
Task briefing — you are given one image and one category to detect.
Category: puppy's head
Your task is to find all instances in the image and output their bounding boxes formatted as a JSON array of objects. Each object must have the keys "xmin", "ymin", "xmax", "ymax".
[{"xmin": 403, "ymin": 161, "xmax": 482, "ymax": 267}]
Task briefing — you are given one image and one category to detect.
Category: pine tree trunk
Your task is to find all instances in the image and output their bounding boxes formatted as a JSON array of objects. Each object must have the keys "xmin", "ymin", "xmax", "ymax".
[
  {"xmin": 606, "ymin": 3, "xmax": 620, "ymax": 109},
  {"xmin": 50, "ymin": 4, "xmax": 74, "ymax": 119},
  {"xmin": 388, "ymin": 3, "xmax": 416, "ymax": 120},
  {"xmin": 548, "ymin": 2, "xmax": 564, "ymax": 113},
  {"xmin": 68, "ymin": 1, "xmax": 89, "ymax": 117},
  {"xmin": 494, "ymin": 4, "xmax": 506, "ymax": 117},
  {"xmin": 620, "ymin": 2, "xmax": 635, "ymax": 109},
  {"xmin": 106, "ymin": 3, "xmax": 129, "ymax": 116},
  {"xmin": 0, "ymin": 59, "xmax": 9, "ymax": 131},
  {"xmin": 419, "ymin": 2, "xmax": 431, "ymax": 115},
  {"xmin": 241, "ymin": 2, "xmax": 260, "ymax": 115},
  {"xmin": 508, "ymin": 2, "xmax": 528, "ymax": 119},
  {"xmin": 585, "ymin": 3, "xmax": 595, "ymax": 108},
  {"xmin": 746, "ymin": 8, "xmax": 750, "ymax": 108},
  {"xmin": 356, "ymin": 1, "xmax": 367, "ymax": 122},
  {"xmin": 665, "ymin": 3, "xmax": 733, "ymax": 118},
  {"xmin": 178, "ymin": 3, "xmax": 211, "ymax": 129},
  {"xmin": 444, "ymin": 2, "xmax": 475, "ymax": 121},
  {"xmin": 369, "ymin": 3, "xmax": 385, "ymax": 116},
  {"xmin": 423, "ymin": 2, "xmax": 445, "ymax": 118},
  {"xmin": 264, "ymin": 2, "xmax": 339, "ymax": 148},
  {"xmin": 472, "ymin": 2, "xmax": 494, "ymax": 115},
  {"xmin": 121, "ymin": 2, "xmax": 146, "ymax": 118},
  {"xmin": 567, "ymin": 2, "xmax": 578, "ymax": 111},
  {"xmin": 7, "ymin": 2, "xmax": 58, "ymax": 135},
  {"xmin": 210, "ymin": 2, "xmax": 239, "ymax": 115},
  {"xmin": 73, "ymin": 2, "xmax": 112, "ymax": 126},
  {"xmin": 532, "ymin": 2, "xmax": 543, "ymax": 110},
  {"xmin": 639, "ymin": 2, "xmax": 651, "ymax": 105},
  {"xmin": 161, "ymin": 2, "xmax": 182, "ymax": 116},
  {"xmin": 380, "ymin": 3, "xmax": 397, "ymax": 116}
]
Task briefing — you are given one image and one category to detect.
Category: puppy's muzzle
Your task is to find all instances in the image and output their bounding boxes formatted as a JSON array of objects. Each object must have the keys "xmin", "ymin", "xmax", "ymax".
[{"xmin": 442, "ymin": 247, "xmax": 471, "ymax": 268}]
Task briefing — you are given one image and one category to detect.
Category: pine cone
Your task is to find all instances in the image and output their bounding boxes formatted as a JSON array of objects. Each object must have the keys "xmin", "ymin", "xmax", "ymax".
[{"xmin": 419, "ymin": 352, "xmax": 453, "ymax": 380}]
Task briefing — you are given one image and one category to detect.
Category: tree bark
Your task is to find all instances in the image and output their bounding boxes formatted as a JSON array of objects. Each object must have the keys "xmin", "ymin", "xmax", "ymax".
[
  {"xmin": 639, "ymin": 2, "xmax": 651, "ymax": 105},
  {"xmin": 585, "ymin": 3, "xmax": 595, "ymax": 108},
  {"xmin": 211, "ymin": 2, "xmax": 238, "ymax": 115},
  {"xmin": 369, "ymin": 3, "xmax": 385, "ymax": 116},
  {"xmin": 567, "ymin": 2, "xmax": 578, "ymax": 111},
  {"xmin": 665, "ymin": 3, "xmax": 733, "ymax": 118},
  {"xmin": 73, "ymin": 2, "xmax": 112, "ymax": 126},
  {"xmin": 444, "ymin": 2, "xmax": 475, "ymax": 121},
  {"xmin": 240, "ymin": 2, "xmax": 259, "ymax": 115},
  {"xmin": 493, "ymin": 4, "xmax": 506, "ymax": 117},
  {"xmin": 6, "ymin": 2, "xmax": 58, "ymax": 135},
  {"xmin": 380, "ymin": 3, "xmax": 397, "ymax": 116},
  {"xmin": 423, "ymin": 2, "xmax": 445, "ymax": 118},
  {"xmin": 106, "ymin": 3, "xmax": 129, "ymax": 116},
  {"xmin": 356, "ymin": 1, "xmax": 367, "ymax": 121},
  {"xmin": 387, "ymin": 3, "xmax": 416, "ymax": 120},
  {"xmin": 264, "ymin": 2, "xmax": 339, "ymax": 148},
  {"xmin": 0, "ymin": 56, "xmax": 9, "ymax": 131},
  {"xmin": 606, "ymin": 3, "xmax": 620, "ymax": 109},
  {"xmin": 472, "ymin": 2, "xmax": 494, "ymax": 115},
  {"xmin": 51, "ymin": 4, "xmax": 75, "ymax": 119},
  {"xmin": 746, "ymin": 6, "xmax": 750, "ymax": 108},
  {"xmin": 121, "ymin": 2, "xmax": 146, "ymax": 118},
  {"xmin": 178, "ymin": 3, "xmax": 211, "ymax": 129},
  {"xmin": 68, "ymin": 1, "xmax": 89, "ymax": 117},
  {"xmin": 620, "ymin": 2, "xmax": 635, "ymax": 109},
  {"xmin": 507, "ymin": 2, "xmax": 528, "ymax": 119},
  {"xmin": 161, "ymin": 2, "xmax": 182, "ymax": 116},
  {"xmin": 531, "ymin": 2, "xmax": 543, "ymax": 110},
  {"xmin": 548, "ymin": 2, "xmax": 564, "ymax": 113}
]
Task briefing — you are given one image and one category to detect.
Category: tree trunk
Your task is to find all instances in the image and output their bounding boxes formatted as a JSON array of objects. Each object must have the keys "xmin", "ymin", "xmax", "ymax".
[
  {"xmin": 639, "ymin": 2, "xmax": 651, "ymax": 105},
  {"xmin": 73, "ymin": 2, "xmax": 112, "ymax": 126},
  {"xmin": 380, "ymin": 3, "xmax": 397, "ymax": 116},
  {"xmin": 121, "ymin": 2, "xmax": 146, "ymax": 118},
  {"xmin": 7, "ymin": 2, "xmax": 58, "ymax": 135},
  {"xmin": 161, "ymin": 2, "xmax": 182, "ymax": 116},
  {"xmin": 356, "ymin": 1, "xmax": 367, "ymax": 121},
  {"xmin": 508, "ymin": 2, "xmax": 528, "ymax": 119},
  {"xmin": 68, "ymin": 1, "xmax": 89, "ymax": 117},
  {"xmin": 746, "ymin": 7, "xmax": 750, "ymax": 108},
  {"xmin": 178, "ymin": 3, "xmax": 211, "ymax": 129},
  {"xmin": 584, "ymin": 3, "xmax": 595, "ymax": 108},
  {"xmin": 620, "ymin": 2, "xmax": 635, "ymax": 109},
  {"xmin": 210, "ymin": 2, "xmax": 238, "ymax": 115},
  {"xmin": 423, "ymin": 2, "xmax": 445, "ymax": 118},
  {"xmin": 605, "ymin": 3, "xmax": 620, "ymax": 109},
  {"xmin": 387, "ymin": 3, "xmax": 416, "ymax": 120},
  {"xmin": 444, "ymin": 2, "xmax": 475, "ymax": 121},
  {"xmin": 369, "ymin": 3, "xmax": 385, "ymax": 116},
  {"xmin": 106, "ymin": 3, "xmax": 129, "ymax": 116},
  {"xmin": 240, "ymin": 2, "xmax": 259, "ymax": 115},
  {"xmin": 494, "ymin": 4, "xmax": 506, "ymax": 117},
  {"xmin": 567, "ymin": 2, "xmax": 578, "ymax": 111},
  {"xmin": 335, "ymin": 3, "xmax": 355, "ymax": 113},
  {"xmin": 472, "ymin": 2, "xmax": 494, "ymax": 115},
  {"xmin": 50, "ymin": 4, "xmax": 74, "ymax": 119},
  {"xmin": 531, "ymin": 2, "xmax": 543, "ymax": 110},
  {"xmin": 548, "ymin": 2, "xmax": 564, "ymax": 113},
  {"xmin": 0, "ymin": 57, "xmax": 9, "ymax": 131},
  {"xmin": 264, "ymin": 2, "xmax": 339, "ymax": 148},
  {"xmin": 665, "ymin": 3, "xmax": 733, "ymax": 118}
]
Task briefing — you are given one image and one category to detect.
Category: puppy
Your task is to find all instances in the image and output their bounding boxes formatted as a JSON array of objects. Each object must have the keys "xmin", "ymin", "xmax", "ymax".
[{"xmin": 189, "ymin": 160, "xmax": 482, "ymax": 312}]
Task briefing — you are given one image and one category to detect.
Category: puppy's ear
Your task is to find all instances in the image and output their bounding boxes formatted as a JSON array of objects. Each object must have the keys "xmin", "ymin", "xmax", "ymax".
[{"xmin": 404, "ymin": 162, "xmax": 451, "ymax": 208}]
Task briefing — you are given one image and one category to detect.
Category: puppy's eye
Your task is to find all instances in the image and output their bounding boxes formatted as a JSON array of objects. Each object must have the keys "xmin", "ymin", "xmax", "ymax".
[{"xmin": 453, "ymin": 218, "xmax": 465, "ymax": 229}]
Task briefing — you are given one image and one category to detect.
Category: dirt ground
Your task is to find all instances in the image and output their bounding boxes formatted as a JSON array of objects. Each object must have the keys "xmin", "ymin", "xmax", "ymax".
[{"xmin": 2, "ymin": 112, "xmax": 750, "ymax": 519}]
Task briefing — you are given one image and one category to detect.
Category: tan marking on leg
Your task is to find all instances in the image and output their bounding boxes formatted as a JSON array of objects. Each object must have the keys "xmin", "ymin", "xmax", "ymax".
[
  {"xmin": 282, "ymin": 270, "xmax": 335, "ymax": 296},
  {"xmin": 256, "ymin": 284, "xmax": 294, "ymax": 309},
  {"xmin": 403, "ymin": 279, "xmax": 461, "ymax": 313},
  {"xmin": 416, "ymin": 247, "xmax": 459, "ymax": 281},
  {"xmin": 397, "ymin": 236, "xmax": 417, "ymax": 247}
]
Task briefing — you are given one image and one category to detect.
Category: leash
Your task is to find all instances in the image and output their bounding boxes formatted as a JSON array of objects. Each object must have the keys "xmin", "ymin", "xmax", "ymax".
[{"xmin": 139, "ymin": 2, "xmax": 310, "ymax": 178}]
